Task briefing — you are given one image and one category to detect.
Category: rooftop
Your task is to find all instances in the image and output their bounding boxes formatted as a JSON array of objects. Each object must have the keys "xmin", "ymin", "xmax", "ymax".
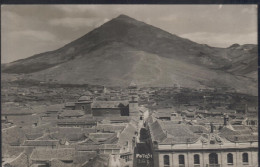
[
  {"xmin": 92, "ymin": 101, "xmax": 129, "ymax": 108},
  {"xmin": 30, "ymin": 148, "xmax": 75, "ymax": 161}
]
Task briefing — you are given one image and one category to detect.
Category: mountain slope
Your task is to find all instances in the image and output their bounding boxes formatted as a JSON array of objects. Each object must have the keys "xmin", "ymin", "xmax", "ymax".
[{"xmin": 2, "ymin": 14, "xmax": 257, "ymax": 95}]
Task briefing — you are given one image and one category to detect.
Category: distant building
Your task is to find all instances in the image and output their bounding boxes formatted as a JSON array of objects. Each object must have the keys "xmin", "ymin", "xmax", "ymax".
[
  {"xmin": 128, "ymin": 81, "xmax": 139, "ymax": 117},
  {"xmin": 92, "ymin": 101, "xmax": 129, "ymax": 117},
  {"xmin": 75, "ymin": 95, "xmax": 93, "ymax": 114}
]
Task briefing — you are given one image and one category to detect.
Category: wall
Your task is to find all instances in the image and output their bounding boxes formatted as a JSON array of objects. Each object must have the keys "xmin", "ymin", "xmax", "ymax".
[
  {"xmin": 92, "ymin": 108, "xmax": 121, "ymax": 117},
  {"xmin": 156, "ymin": 148, "xmax": 258, "ymax": 167}
]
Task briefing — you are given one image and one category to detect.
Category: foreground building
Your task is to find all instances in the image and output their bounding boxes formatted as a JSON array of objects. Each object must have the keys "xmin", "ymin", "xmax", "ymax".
[{"xmin": 147, "ymin": 116, "xmax": 258, "ymax": 167}]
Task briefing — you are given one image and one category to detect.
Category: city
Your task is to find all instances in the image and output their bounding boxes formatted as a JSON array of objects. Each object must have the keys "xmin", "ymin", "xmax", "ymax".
[
  {"xmin": 1, "ymin": 5, "xmax": 258, "ymax": 167},
  {"xmin": 2, "ymin": 80, "xmax": 258, "ymax": 167}
]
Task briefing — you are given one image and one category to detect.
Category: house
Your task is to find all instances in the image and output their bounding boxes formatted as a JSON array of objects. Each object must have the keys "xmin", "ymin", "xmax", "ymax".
[
  {"xmin": 118, "ymin": 123, "xmax": 138, "ymax": 167},
  {"xmin": 57, "ymin": 118, "xmax": 97, "ymax": 128},
  {"xmin": 91, "ymin": 101, "xmax": 129, "ymax": 117},
  {"xmin": 96, "ymin": 124, "xmax": 126, "ymax": 133},
  {"xmin": 45, "ymin": 105, "xmax": 62, "ymax": 117},
  {"xmin": 82, "ymin": 154, "xmax": 110, "ymax": 167},
  {"xmin": 22, "ymin": 140, "xmax": 59, "ymax": 148},
  {"xmin": 64, "ymin": 102, "xmax": 76, "ymax": 110},
  {"xmin": 58, "ymin": 110, "xmax": 85, "ymax": 119},
  {"xmin": 30, "ymin": 148, "xmax": 75, "ymax": 167},
  {"xmin": 75, "ymin": 96, "xmax": 93, "ymax": 114}
]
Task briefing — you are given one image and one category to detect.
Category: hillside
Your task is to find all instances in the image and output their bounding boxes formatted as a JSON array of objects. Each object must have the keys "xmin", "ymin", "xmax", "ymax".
[{"xmin": 2, "ymin": 15, "xmax": 258, "ymax": 95}]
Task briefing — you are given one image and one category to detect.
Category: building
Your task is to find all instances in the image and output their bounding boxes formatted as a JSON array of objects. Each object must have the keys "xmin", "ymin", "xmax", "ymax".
[
  {"xmin": 92, "ymin": 101, "xmax": 129, "ymax": 117},
  {"xmin": 147, "ymin": 118, "xmax": 258, "ymax": 167},
  {"xmin": 128, "ymin": 81, "xmax": 139, "ymax": 117},
  {"xmin": 57, "ymin": 118, "xmax": 97, "ymax": 128},
  {"xmin": 74, "ymin": 95, "xmax": 93, "ymax": 114}
]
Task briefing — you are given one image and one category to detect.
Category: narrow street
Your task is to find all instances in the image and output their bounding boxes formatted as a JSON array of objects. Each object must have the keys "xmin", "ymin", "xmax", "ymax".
[
  {"xmin": 133, "ymin": 142, "xmax": 154, "ymax": 167},
  {"xmin": 133, "ymin": 116, "xmax": 153, "ymax": 167}
]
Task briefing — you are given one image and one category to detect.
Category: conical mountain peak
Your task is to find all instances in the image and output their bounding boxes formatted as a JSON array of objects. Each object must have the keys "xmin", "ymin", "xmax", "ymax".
[
  {"xmin": 2, "ymin": 15, "xmax": 257, "ymax": 95},
  {"xmin": 116, "ymin": 14, "xmax": 132, "ymax": 19}
]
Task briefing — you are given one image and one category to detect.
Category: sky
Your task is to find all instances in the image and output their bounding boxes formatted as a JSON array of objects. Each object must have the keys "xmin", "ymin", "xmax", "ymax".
[{"xmin": 1, "ymin": 5, "xmax": 257, "ymax": 63}]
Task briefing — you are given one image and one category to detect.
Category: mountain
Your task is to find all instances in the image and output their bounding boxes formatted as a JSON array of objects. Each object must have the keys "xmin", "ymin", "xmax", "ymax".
[{"xmin": 2, "ymin": 14, "xmax": 257, "ymax": 95}]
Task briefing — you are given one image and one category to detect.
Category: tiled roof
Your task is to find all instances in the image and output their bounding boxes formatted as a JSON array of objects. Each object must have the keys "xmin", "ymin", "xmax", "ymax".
[
  {"xmin": 160, "ymin": 122, "xmax": 200, "ymax": 144},
  {"xmin": 118, "ymin": 123, "xmax": 137, "ymax": 146},
  {"xmin": 92, "ymin": 101, "xmax": 129, "ymax": 108},
  {"xmin": 46, "ymin": 105, "xmax": 63, "ymax": 112},
  {"xmin": 50, "ymin": 132, "xmax": 87, "ymax": 142},
  {"xmin": 154, "ymin": 112, "xmax": 171, "ymax": 118},
  {"xmin": 149, "ymin": 120, "xmax": 201, "ymax": 144},
  {"xmin": 76, "ymin": 144, "xmax": 100, "ymax": 151},
  {"xmin": 73, "ymin": 151, "xmax": 97, "ymax": 164},
  {"xmin": 100, "ymin": 144, "xmax": 121, "ymax": 149},
  {"xmin": 49, "ymin": 127, "xmax": 94, "ymax": 134},
  {"xmin": 78, "ymin": 96, "xmax": 92, "ymax": 102},
  {"xmin": 219, "ymin": 126, "xmax": 257, "ymax": 143},
  {"xmin": 149, "ymin": 121, "xmax": 167, "ymax": 142},
  {"xmin": 203, "ymin": 117, "xmax": 224, "ymax": 124},
  {"xmin": 147, "ymin": 115, "xmax": 156, "ymax": 124},
  {"xmin": 89, "ymin": 133, "xmax": 115, "ymax": 142},
  {"xmin": 50, "ymin": 159, "xmax": 76, "ymax": 167},
  {"xmin": 82, "ymin": 128, "xmax": 97, "ymax": 134},
  {"xmin": 2, "ymin": 126, "xmax": 26, "ymax": 145},
  {"xmin": 2, "ymin": 107, "xmax": 33, "ymax": 115},
  {"xmin": 225, "ymin": 135, "xmax": 258, "ymax": 143},
  {"xmin": 161, "ymin": 136, "xmax": 199, "ymax": 144},
  {"xmin": 25, "ymin": 132, "xmax": 44, "ymax": 140},
  {"xmin": 207, "ymin": 108, "xmax": 224, "ymax": 114},
  {"xmin": 22, "ymin": 140, "xmax": 59, "ymax": 147},
  {"xmin": 104, "ymin": 133, "xmax": 119, "ymax": 144},
  {"xmin": 4, "ymin": 153, "xmax": 28, "ymax": 167},
  {"xmin": 219, "ymin": 127, "xmax": 241, "ymax": 137},
  {"xmin": 30, "ymin": 148, "xmax": 75, "ymax": 161},
  {"xmin": 109, "ymin": 116, "xmax": 131, "ymax": 121},
  {"xmin": 65, "ymin": 102, "xmax": 76, "ymax": 107},
  {"xmin": 2, "ymin": 145, "xmax": 25, "ymax": 158},
  {"xmin": 96, "ymin": 124, "xmax": 126, "ymax": 133},
  {"xmin": 156, "ymin": 108, "xmax": 177, "ymax": 114},
  {"xmin": 57, "ymin": 118, "xmax": 96, "ymax": 124},
  {"xmin": 188, "ymin": 125, "xmax": 209, "ymax": 134},
  {"xmin": 59, "ymin": 110, "xmax": 84, "ymax": 117},
  {"xmin": 82, "ymin": 154, "xmax": 109, "ymax": 167}
]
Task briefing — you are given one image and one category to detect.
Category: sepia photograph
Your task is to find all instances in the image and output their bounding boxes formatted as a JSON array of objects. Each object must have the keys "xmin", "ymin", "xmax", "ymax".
[{"xmin": 1, "ymin": 4, "xmax": 258, "ymax": 167}]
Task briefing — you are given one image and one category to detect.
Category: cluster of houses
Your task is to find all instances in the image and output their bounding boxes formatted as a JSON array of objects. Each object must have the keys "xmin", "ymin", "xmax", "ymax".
[
  {"xmin": 2, "ymin": 83, "xmax": 149, "ymax": 167},
  {"xmin": 2, "ymin": 84, "xmax": 258, "ymax": 167}
]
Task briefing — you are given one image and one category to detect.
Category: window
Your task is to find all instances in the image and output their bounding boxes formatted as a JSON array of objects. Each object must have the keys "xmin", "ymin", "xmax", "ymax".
[
  {"xmin": 81, "ymin": 105, "xmax": 85, "ymax": 110},
  {"xmin": 179, "ymin": 155, "xmax": 185, "ymax": 165},
  {"xmin": 209, "ymin": 153, "xmax": 218, "ymax": 165},
  {"xmin": 227, "ymin": 153, "xmax": 233, "ymax": 164},
  {"xmin": 194, "ymin": 154, "xmax": 200, "ymax": 164},
  {"xmin": 163, "ymin": 155, "xmax": 170, "ymax": 167},
  {"xmin": 242, "ymin": 153, "xmax": 249, "ymax": 164}
]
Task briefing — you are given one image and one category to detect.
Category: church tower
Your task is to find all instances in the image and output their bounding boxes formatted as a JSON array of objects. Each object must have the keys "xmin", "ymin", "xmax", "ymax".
[{"xmin": 128, "ymin": 81, "xmax": 139, "ymax": 117}]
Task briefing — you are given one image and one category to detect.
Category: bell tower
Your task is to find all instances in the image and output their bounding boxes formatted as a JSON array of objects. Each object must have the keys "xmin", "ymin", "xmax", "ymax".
[{"xmin": 128, "ymin": 81, "xmax": 139, "ymax": 117}]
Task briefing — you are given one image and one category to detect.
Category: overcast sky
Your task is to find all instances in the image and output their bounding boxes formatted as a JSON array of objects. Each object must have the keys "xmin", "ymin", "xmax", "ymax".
[{"xmin": 1, "ymin": 5, "xmax": 257, "ymax": 63}]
